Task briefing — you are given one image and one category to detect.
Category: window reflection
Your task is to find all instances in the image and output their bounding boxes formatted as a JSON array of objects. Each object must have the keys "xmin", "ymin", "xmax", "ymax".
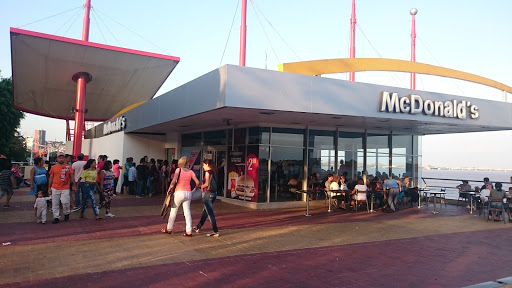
[{"xmin": 338, "ymin": 131, "xmax": 363, "ymax": 182}]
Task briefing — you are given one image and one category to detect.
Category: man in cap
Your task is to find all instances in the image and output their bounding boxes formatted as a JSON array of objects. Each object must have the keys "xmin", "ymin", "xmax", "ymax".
[{"xmin": 48, "ymin": 152, "xmax": 74, "ymax": 224}]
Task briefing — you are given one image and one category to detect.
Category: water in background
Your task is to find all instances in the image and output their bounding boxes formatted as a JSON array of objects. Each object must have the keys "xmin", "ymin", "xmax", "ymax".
[{"xmin": 421, "ymin": 169, "xmax": 511, "ymax": 199}]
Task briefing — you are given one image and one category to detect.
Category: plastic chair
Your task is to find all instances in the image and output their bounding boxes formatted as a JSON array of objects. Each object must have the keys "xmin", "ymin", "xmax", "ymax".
[
  {"xmin": 485, "ymin": 197, "xmax": 507, "ymax": 224},
  {"xmin": 354, "ymin": 190, "xmax": 369, "ymax": 213},
  {"xmin": 456, "ymin": 189, "xmax": 469, "ymax": 207}
]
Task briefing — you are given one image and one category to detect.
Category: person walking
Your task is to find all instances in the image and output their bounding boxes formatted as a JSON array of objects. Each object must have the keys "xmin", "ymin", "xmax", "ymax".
[
  {"xmin": 193, "ymin": 159, "xmax": 220, "ymax": 237},
  {"xmin": 99, "ymin": 160, "xmax": 116, "ymax": 217},
  {"xmin": 48, "ymin": 152, "xmax": 74, "ymax": 224},
  {"xmin": 71, "ymin": 153, "xmax": 87, "ymax": 212},
  {"xmin": 34, "ymin": 191, "xmax": 52, "ymax": 224},
  {"xmin": 78, "ymin": 159, "xmax": 101, "ymax": 220},
  {"xmin": 161, "ymin": 156, "xmax": 199, "ymax": 237},
  {"xmin": 0, "ymin": 158, "xmax": 16, "ymax": 208},
  {"xmin": 29, "ymin": 157, "xmax": 48, "ymax": 199}
]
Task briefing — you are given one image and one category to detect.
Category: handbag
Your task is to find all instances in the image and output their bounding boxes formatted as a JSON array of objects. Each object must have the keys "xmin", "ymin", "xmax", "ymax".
[
  {"xmin": 160, "ymin": 193, "xmax": 173, "ymax": 218},
  {"xmin": 191, "ymin": 187, "xmax": 202, "ymax": 201}
]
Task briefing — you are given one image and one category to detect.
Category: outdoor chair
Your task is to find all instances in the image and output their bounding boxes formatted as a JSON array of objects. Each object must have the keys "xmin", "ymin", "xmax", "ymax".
[
  {"xmin": 485, "ymin": 197, "xmax": 507, "ymax": 224},
  {"xmin": 354, "ymin": 190, "xmax": 369, "ymax": 213},
  {"xmin": 456, "ymin": 189, "xmax": 469, "ymax": 207}
]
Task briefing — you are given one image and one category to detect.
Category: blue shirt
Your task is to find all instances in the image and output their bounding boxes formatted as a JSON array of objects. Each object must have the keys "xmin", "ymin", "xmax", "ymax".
[
  {"xmin": 128, "ymin": 167, "xmax": 136, "ymax": 181},
  {"xmin": 383, "ymin": 179, "xmax": 399, "ymax": 189}
]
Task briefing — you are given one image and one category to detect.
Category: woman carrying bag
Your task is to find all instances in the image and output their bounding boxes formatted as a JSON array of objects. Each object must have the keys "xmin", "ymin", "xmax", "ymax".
[
  {"xmin": 193, "ymin": 159, "xmax": 220, "ymax": 237},
  {"xmin": 161, "ymin": 156, "xmax": 199, "ymax": 237}
]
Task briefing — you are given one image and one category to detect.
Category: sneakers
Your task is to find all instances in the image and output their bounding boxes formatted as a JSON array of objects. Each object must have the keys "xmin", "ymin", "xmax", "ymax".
[
  {"xmin": 37, "ymin": 220, "xmax": 42, "ymax": 224},
  {"xmin": 71, "ymin": 207, "xmax": 80, "ymax": 212},
  {"xmin": 193, "ymin": 226, "xmax": 200, "ymax": 233},
  {"xmin": 207, "ymin": 232, "xmax": 220, "ymax": 237},
  {"xmin": 41, "ymin": 221, "xmax": 45, "ymax": 224},
  {"xmin": 64, "ymin": 214, "xmax": 70, "ymax": 222},
  {"xmin": 52, "ymin": 218, "xmax": 59, "ymax": 224},
  {"xmin": 105, "ymin": 213, "xmax": 115, "ymax": 217},
  {"xmin": 3, "ymin": 204, "xmax": 10, "ymax": 208}
]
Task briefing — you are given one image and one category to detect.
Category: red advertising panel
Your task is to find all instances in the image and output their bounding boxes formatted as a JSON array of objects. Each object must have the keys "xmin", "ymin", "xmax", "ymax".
[{"xmin": 227, "ymin": 149, "xmax": 258, "ymax": 202}]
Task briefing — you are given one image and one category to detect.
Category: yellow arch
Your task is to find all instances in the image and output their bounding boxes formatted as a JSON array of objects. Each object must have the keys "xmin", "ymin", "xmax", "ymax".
[
  {"xmin": 278, "ymin": 58, "xmax": 512, "ymax": 94},
  {"xmin": 112, "ymin": 101, "xmax": 146, "ymax": 118}
]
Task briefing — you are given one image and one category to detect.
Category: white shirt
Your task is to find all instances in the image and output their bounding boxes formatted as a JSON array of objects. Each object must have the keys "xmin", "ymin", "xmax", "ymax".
[
  {"xmin": 480, "ymin": 188, "xmax": 490, "ymax": 200},
  {"xmin": 72, "ymin": 160, "xmax": 87, "ymax": 182},
  {"xmin": 34, "ymin": 197, "xmax": 51, "ymax": 210}
]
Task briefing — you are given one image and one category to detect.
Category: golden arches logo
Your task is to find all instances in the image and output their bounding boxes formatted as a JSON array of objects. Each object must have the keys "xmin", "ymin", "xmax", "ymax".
[{"xmin": 278, "ymin": 58, "xmax": 512, "ymax": 94}]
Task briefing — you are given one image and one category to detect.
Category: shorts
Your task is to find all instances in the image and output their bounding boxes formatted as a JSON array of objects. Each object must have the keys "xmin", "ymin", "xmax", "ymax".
[{"xmin": 0, "ymin": 187, "xmax": 13, "ymax": 197}]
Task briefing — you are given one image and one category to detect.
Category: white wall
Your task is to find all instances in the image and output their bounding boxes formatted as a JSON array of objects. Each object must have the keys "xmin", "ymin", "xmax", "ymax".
[{"xmin": 123, "ymin": 134, "xmax": 166, "ymax": 165}]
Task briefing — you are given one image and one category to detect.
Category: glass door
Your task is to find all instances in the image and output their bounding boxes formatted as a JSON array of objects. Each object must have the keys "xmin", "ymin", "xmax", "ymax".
[{"xmin": 203, "ymin": 147, "xmax": 227, "ymax": 197}]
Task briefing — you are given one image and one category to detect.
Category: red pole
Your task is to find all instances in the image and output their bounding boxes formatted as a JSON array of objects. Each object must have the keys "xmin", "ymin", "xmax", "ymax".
[
  {"xmin": 410, "ymin": 8, "xmax": 417, "ymax": 90},
  {"xmin": 239, "ymin": 0, "xmax": 247, "ymax": 66},
  {"xmin": 349, "ymin": 0, "xmax": 356, "ymax": 81},
  {"xmin": 72, "ymin": 0, "xmax": 92, "ymax": 156}
]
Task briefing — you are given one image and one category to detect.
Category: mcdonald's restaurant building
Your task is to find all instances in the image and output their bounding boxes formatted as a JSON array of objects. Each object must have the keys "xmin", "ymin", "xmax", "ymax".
[{"xmin": 77, "ymin": 64, "xmax": 512, "ymax": 208}]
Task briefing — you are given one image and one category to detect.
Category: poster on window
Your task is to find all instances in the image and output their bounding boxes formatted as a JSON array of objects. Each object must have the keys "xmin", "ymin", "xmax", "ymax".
[{"xmin": 227, "ymin": 149, "xmax": 258, "ymax": 202}]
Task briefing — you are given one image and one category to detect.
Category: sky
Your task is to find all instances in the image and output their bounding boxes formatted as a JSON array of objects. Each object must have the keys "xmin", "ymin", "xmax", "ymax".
[{"xmin": 1, "ymin": 0, "xmax": 511, "ymax": 169}]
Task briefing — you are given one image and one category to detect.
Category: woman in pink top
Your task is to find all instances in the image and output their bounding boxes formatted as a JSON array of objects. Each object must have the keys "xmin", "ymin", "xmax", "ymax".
[
  {"xmin": 161, "ymin": 156, "xmax": 199, "ymax": 237},
  {"xmin": 112, "ymin": 159, "xmax": 121, "ymax": 195}
]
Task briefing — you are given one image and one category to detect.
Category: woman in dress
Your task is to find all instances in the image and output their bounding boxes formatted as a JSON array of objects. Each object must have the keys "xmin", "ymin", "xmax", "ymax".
[
  {"xmin": 99, "ymin": 160, "xmax": 116, "ymax": 217},
  {"xmin": 162, "ymin": 156, "xmax": 200, "ymax": 236},
  {"xmin": 193, "ymin": 159, "xmax": 220, "ymax": 237},
  {"xmin": 29, "ymin": 157, "xmax": 48, "ymax": 198}
]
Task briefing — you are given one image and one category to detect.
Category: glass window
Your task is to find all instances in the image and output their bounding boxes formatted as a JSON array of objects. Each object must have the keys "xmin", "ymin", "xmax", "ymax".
[
  {"xmin": 271, "ymin": 128, "xmax": 305, "ymax": 147},
  {"xmin": 203, "ymin": 130, "xmax": 226, "ymax": 146},
  {"xmin": 257, "ymin": 146, "xmax": 270, "ymax": 202},
  {"xmin": 308, "ymin": 130, "xmax": 335, "ymax": 182},
  {"xmin": 182, "ymin": 133, "xmax": 201, "ymax": 147},
  {"xmin": 269, "ymin": 147, "xmax": 304, "ymax": 202},
  {"xmin": 366, "ymin": 133, "xmax": 390, "ymax": 179},
  {"xmin": 392, "ymin": 135, "xmax": 413, "ymax": 178},
  {"xmin": 248, "ymin": 127, "xmax": 270, "ymax": 145},
  {"xmin": 231, "ymin": 128, "xmax": 246, "ymax": 146},
  {"xmin": 338, "ymin": 131, "xmax": 364, "ymax": 182}
]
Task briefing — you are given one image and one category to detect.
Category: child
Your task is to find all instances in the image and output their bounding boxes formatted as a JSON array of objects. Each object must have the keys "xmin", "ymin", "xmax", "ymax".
[{"xmin": 34, "ymin": 191, "xmax": 51, "ymax": 224}]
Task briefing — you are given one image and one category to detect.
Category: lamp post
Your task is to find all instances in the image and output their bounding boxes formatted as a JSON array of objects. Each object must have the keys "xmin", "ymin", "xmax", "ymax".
[{"xmin": 410, "ymin": 8, "xmax": 418, "ymax": 90}]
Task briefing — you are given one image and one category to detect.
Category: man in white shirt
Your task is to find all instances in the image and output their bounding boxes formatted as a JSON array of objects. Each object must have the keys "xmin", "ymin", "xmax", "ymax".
[{"xmin": 71, "ymin": 153, "xmax": 87, "ymax": 212}]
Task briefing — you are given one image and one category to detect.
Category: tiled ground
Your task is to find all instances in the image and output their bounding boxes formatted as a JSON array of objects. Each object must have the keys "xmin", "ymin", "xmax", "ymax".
[{"xmin": 1, "ymin": 188, "xmax": 511, "ymax": 287}]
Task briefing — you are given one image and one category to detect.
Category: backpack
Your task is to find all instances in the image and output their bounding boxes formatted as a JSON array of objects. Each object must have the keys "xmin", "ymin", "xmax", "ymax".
[{"xmin": 207, "ymin": 172, "xmax": 217, "ymax": 192}]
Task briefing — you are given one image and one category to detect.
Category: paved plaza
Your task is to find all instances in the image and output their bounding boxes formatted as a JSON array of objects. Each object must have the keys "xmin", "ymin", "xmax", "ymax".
[{"xmin": 1, "ymin": 188, "xmax": 511, "ymax": 288}]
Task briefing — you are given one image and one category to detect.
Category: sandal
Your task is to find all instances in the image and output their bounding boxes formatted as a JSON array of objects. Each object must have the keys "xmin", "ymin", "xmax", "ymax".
[
  {"xmin": 94, "ymin": 216, "xmax": 102, "ymax": 220},
  {"xmin": 161, "ymin": 228, "xmax": 172, "ymax": 234},
  {"xmin": 182, "ymin": 233, "xmax": 192, "ymax": 237},
  {"xmin": 207, "ymin": 232, "xmax": 220, "ymax": 237},
  {"xmin": 193, "ymin": 226, "xmax": 200, "ymax": 233}
]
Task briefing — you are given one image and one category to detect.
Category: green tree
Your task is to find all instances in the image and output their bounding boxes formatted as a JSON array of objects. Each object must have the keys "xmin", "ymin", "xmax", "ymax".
[{"xmin": 0, "ymin": 77, "xmax": 25, "ymax": 158}]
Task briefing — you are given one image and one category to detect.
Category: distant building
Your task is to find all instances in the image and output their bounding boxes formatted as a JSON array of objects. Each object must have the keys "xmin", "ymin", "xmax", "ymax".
[
  {"xmin": 34, "ymin": 129, "xmax": 46, "ymax": 153},
  {"xmin": 25, "ymin": 137, "xmax": 34, "ymax": 153}
]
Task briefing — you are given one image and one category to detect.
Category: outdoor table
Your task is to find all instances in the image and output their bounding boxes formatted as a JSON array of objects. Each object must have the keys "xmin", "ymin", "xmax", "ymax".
[
  {"xmin": 426, "ymin": 190, "xmax": 446, "ymax": 214},
  {"xmin": 368, "ymin": 190, "xmax": 383, "ymax": 213},
  {"xmin": 466, "ymin": 191, "xmax": 478, "ymax": 214},
  {"xmin": 299, "ymin": 189, "xmax": 323, "ymax": 216},
  {"xmin": 418, "ymin": 187, "xmax": 429, "ymax": 208}
]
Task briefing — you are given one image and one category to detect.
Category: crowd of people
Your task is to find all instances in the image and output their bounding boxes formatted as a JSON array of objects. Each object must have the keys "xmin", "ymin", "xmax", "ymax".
[
  {"xmin": 456, "ymin": 177, "xmax": 512, "ymax": 220},
  {"xmin": 0, "ymin": 153, "xmax": 221, "ymax": 236}
]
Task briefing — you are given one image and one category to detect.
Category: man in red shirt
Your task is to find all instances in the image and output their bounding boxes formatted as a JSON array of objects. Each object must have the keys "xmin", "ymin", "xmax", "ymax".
[{"xmin": 48, "ymin": 152, "xmax": 74, "ymax": 224}]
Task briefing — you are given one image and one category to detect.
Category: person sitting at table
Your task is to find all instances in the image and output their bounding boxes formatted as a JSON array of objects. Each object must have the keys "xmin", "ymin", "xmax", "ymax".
[
  {"xmin": 368, "ymin": 177, "xmax": 385, "ymax": 209},
  {"xmin": 324, "ymin": 174, "xmax": 333, "ymax": 190},
  {"xmin": 329, "ymin": 175, "xmax": 345, "ymax": 209},
  {"xmin": 382, "ymin": 176, "xmax": 401, "ymax": 212},
  {"xmin": 456, "ymin": 180, "xmax": 472, "ymax": 207},
  {"xmin": 349, "ymin": 178, "xmax": 367, "ymax": 210},
  {"xmin": 287, "ymin": 174, "xmax": 300, "ymax": 193},
  {"xmin": 489, "ymin": 182, "xmax": 507, "ymax": 220},
  {"xmin": 401, "ymin": 176, "xmax": 418, "ymax": 204}
]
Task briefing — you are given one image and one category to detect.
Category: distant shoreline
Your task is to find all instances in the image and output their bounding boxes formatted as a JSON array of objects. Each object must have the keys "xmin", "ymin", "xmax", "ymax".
[{"xmin": 423, "ymin": 167, "xmax": 512, "ymax": 172}]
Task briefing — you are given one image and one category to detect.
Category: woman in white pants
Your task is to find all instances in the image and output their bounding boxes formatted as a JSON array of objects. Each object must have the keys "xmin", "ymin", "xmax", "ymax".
[{"xmin": 161, "ymin": 156, "xmax": 199, "ymax": 237}]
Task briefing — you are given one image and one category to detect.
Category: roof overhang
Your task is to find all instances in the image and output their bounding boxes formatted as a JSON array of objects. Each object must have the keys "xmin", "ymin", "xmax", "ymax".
[{"xmin": 10, "ymin": 28, "xmax": 180, "ymax": 121}]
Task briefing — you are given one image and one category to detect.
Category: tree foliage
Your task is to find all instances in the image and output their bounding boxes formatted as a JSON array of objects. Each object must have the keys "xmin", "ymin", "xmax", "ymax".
[{"xmin": 0, "ymin": 77, "xmax": 25, "ymax": 158}]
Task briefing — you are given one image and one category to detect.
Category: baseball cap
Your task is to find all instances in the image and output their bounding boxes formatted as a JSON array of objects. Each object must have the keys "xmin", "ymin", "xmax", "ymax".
[{"xmin": 57, "ymin": 152, "xmax": 65, "ymax": 157}]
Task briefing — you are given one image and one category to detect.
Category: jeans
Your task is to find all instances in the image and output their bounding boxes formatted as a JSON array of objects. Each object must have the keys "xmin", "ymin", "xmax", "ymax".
[
  {"xmin": 196, "ymin": 191, "xmax": 218, "ymax": 233},
  {"xmin": 136, "ymin": 180, "xmax": 146, "ymax": 197},
  {"xmin": 74, "ymin": 182, "xmax": 84, "ymax": 207},
  {"xmin": 51, "ymin": 188, "xmax": 70, "ymax": 219},
  {"xmin": 387, "ymin": 188, "xmax": 399, "ymax": 211},
  {"xmin": 147, "ymin": 176, "xmax": 153, "ymax": 196},
  {"xmin": 166, "ymin": 190, "xmax": 192, "ymax": 233},
  {"xmin": 80, "ymin": 183, "xmax": 99, "ymax": 216}
]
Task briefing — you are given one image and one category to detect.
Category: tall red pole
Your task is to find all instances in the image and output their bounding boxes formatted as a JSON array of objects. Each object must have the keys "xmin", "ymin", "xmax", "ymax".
[
  {"xmin": 72, "ymin": 0, "xmax": 92, "ymax": 156},
  {"xmin": 239, "ymin": 0, "xmax": 247, "ymax": 66},
  {"xmin": 349, "ymin": 0, "xmax": 356, "ymax": 81},
  {"xmin": 410, "ymin": 8, "xmax": 417, "ymax": 90}
]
